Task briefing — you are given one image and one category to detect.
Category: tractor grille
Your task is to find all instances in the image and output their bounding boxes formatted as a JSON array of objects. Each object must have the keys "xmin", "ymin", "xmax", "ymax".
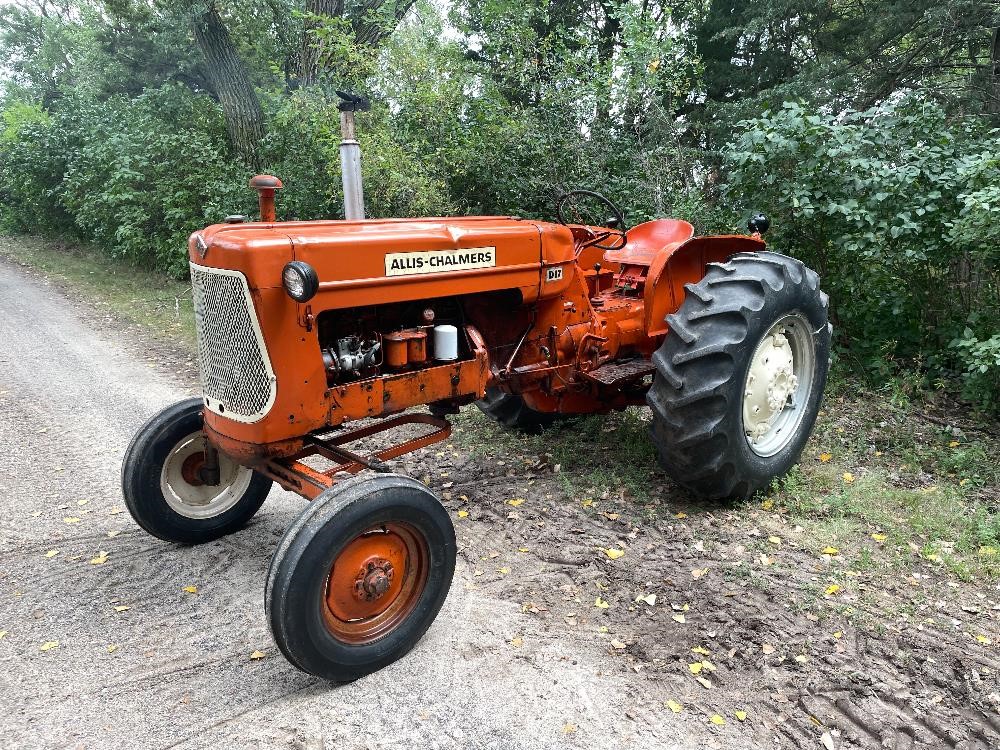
[{"xmin": 190, "ymin": 263, "xmax": 276, "ymax": 423}]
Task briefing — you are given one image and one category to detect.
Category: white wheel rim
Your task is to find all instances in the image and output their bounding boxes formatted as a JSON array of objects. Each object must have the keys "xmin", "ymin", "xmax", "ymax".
[
  {"xmin": 742, "ymin": 313, "xmax": 815, "ymax": 458},
  {"xmin": 159, "ymin": 431, "xmax": 254, "ymax": 519}
]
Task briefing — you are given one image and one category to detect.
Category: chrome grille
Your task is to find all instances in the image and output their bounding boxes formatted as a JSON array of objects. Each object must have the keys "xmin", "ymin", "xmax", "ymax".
[{"xmin": 190, "ymin": 263, "xmax": 276, "ymax": 423}]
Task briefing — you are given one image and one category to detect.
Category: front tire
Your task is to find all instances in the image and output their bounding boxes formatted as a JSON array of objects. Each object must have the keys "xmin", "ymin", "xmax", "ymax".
[
  {"xmin": 121, "ymin": 398, "xmax": 272, "ymax": 543},
  {"xmin": 266, "ymin": 474, "xmax": 456, "ymax": 682},
  {"xmin": 475, "ymin": 386, "xmax": 559, "ymax": 433},
  {"xmin": 647, "ymin": 251, "xmax": 831, "ymax": 499}
]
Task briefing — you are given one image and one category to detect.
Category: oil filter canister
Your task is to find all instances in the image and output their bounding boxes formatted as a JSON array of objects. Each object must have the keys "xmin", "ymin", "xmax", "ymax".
[{"xmin": 433, "ymin": 325, "xmax": 458, "ymax": 361}]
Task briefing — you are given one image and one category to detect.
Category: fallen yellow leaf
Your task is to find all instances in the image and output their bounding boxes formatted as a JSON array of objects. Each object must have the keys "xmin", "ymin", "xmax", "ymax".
[
  {"xmin": 107, "ymin": 644, "xmax": 118, "ymax": 653},
  {"xmin": 635, "ymin": 593, "xmax": 656, "ymax": 606},
  {"xmin": 761, "ymin": 644, "xmax": 776, "ymax": 655},
  {"xmin": 594, "ymin": 597, "xmax": 610, "ymax": 609},
  {"xmin": 688, "ymin": 662, "xmax": 703, "ymax": 674},
  {"xmin": 978, "ymin": 546, "xmax": 996, "ymax": 556},
  {"xmin": 975, "ymin": 634, "xmax": 991, "ymax": 645},
  {"xmin": 822, "ymin": 546, "xmax": 840, "ymax": 555},
  {"xmin": 89, "ymin": 551, "xmax": 109, "ymax": 565},
  {"xmin": 77, "ymin": 499, "xmax": 89, "ymax": 506},
  {"xmin": 605, "ymin": 548, "xmax": 625, "ymax": 560},
  {"xmin": 761, "ymin": 498, "xmax": 774, "ymax": 510},
  {"xmin": 40, "ymin": 641, "xmax": 59, "ymax": 651},
  {"xmin": 498, "ymin": 567, "xmax": 510, "ymax": 575},
  {"xmin": 610, "ymin": 639, "xmax": 627, "ymax": 650},
  {"xmin": 819, "ymin": 453, "xmax": 832, "ymax": 463},
  {"xmin": 872, "ymin": 533, "xmax": 887, "ymax": 542},
  {"xmin": 672, "ymin": 614, "xmax": 686, "ymax": 624},
  {"xmin": 182, "ymin": 586, "xmax": 198, "ymax": 594},
  {"xmin": 710, "ymin": 714, "xmax": 726, "ymax": 725},
  {"xmin": 113, "ymin": 605, "xmax": 130, "ymax": 613},
  {"xmin": 581, "ymin": 498, "xmax": 594, "ymax": 508},
  {"xmin": 691, "ymin": 567, "xmax": 709, "ymax": 578},
  {"xmin": 511, "ymin": 637, "xmax": 523, "ymax": 647},
  {"xmin": 507, "ymin": 498, "xmax": 525, "ymax": 507},
  {"xmin": 768, "ymin": 536, "xmax": 782, "ymax": 545},
  {"xmin": 691, "ymin": 646, "xmax": 711, "ymax": 656},
  {"xmin": 948, "ymin": 440, "xmax": 960, "ymax": 448},
  {"xmin": 735, "ymin": 710, "xmax": 747, "ymax": 721},
  {"xmin": 695, "ymin": 676, "xmax": 712, "ymax": 689},
  {"xmin": 666, "ymin": 699, "xmax": 683, "ymax": 714},
  {"xmin": 517, "ymin": 547, "xmax": 529, "ymax": 552},
  {"xmin": 44, "ymin": 550, "xmax": 60, "ymax": 558},
  {"xmin": 0, "ymin": 631, "xmax": 7, "ymax": 639},
  {"xmin": 824, "ymin": 584, "xmax": 841, "ymax": 596},
  {"xmin": 795, "ymin": 654, "xmax": 809, "ymax": 663},
  {"xmin": 842, "ymin": 472, "xmax": 855, "ymax": 483},
  {"xmin": 701, "ymin": 660, "xmax": 716, "ymax": 672},
  {"xmin": 675, "ymin": 512, "xmax": 688, "ymax": 519},
  {"xmin": 249, "ymin": 650, "xmax": 266, "ymax": 660},
  {"xmin": 833, "ymin": 631, "xmax": 843, "ymax": 639},
  {"xmin": 456, "ymin": 509, "xmax": 469, "ymax": 518},
  {"xmin": 63, "ymin": 517, "xmax": 81, "ymax": 524},
  {"xmin": 562, "ymin": 723, "xmax": 576, "ymax": 734}
]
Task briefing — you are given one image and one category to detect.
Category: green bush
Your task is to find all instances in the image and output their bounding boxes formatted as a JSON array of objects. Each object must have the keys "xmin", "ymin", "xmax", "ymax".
[{"xmin": 726, "ymin": 99, "xmax": 1000, "ymax": 410}]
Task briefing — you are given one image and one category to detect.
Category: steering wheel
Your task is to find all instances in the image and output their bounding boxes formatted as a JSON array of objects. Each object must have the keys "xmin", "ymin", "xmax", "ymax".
[{"xmin": 556, "ymin": 190, "xmax": 627, "ymax": 252}]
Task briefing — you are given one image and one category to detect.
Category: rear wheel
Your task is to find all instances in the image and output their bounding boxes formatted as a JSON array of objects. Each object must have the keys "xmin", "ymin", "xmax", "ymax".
[
  {"xmin": 121, "ymin": 398, "xmax": 272, "ymax": 543},
  {"xmin": 475, "ymin": 386, "xmax": 559, "ymax": 433},
  {"xmin": 266, "ymin": 474, "xmax": 456, "ymax": 681},
  {"xmin": 647, "ymin": 251, "xmax": 831, "ymax": 499}
]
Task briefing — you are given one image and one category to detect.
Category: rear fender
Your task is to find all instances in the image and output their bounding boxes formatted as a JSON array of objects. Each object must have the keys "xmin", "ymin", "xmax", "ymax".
[{"xmin": 643, "ymin": 235, "xmax": 766, "ymax": 337}]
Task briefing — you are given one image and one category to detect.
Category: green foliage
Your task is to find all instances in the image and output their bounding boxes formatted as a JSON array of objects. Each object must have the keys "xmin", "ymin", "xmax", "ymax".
[
  {"xmin": 726, "ymin": 98, "xmax": 1000, "ymax": 409},
  {"xmin": 0, "ymin": 0, "xmax": 997, "ymax": 411}
]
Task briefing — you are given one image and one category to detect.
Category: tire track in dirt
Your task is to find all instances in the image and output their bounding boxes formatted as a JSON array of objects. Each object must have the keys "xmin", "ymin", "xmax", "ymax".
[{"xmin": 422, "ymin": 444, "xmax": 1000, "ymax": 750}]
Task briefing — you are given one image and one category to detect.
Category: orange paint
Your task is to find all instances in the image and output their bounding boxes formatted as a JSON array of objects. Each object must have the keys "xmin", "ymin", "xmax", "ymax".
[{"xmin": 192, "ymin": 176, "xmax": 767, "ymax": 499}]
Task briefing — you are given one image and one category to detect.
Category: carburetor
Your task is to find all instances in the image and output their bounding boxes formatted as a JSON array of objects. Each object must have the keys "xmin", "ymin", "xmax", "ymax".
[{"xmin": 322, "ymin": 335, "xmax": 380, "ymax": 381}]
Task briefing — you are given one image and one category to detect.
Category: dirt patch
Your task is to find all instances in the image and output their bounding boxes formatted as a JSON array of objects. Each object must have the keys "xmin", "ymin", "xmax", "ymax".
[{"xmin": 398, "ymin": 410, "xmax": 1000, "ymax": 749}]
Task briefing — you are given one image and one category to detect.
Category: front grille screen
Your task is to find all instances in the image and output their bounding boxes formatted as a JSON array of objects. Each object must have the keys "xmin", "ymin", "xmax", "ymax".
[{"xmin": 190, "ymin": 264, "xmax": 275, "ymax": 422}]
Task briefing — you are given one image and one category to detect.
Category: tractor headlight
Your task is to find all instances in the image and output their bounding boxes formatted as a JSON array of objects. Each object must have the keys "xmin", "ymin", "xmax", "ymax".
[{"xmin": 282, "ymin": 261, "xmax": 319, "ymax": 302}]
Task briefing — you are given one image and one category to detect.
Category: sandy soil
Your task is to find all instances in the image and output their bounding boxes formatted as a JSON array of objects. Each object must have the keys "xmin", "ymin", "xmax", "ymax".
[{"xmin": 0, "ymin": 254, "xmax": 996, "ymax": 750}]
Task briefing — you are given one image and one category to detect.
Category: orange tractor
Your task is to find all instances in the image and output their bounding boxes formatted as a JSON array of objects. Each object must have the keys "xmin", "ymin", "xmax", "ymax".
[{"xmin": 123, "ymin": 175, "xmax": 830, "ymax": 681}]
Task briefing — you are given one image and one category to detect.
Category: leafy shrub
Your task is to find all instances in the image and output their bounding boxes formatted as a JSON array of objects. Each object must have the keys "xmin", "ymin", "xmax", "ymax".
[{"xmin": 726, "ymin": 98, "xmax": 1000, "ymax": 410}]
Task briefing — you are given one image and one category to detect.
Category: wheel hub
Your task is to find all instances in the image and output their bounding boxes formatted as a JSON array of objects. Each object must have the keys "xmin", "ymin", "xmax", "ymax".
[
  {"xmin": 741, "ymin": 314, "xmax": 815, "ymax": 458},
  {"xmin": 354, "ymin": 558, "xmax": 394, "ymax": 601}
]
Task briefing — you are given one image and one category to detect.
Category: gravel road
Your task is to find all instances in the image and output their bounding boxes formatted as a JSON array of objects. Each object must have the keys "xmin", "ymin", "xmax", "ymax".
[{"xmin": 0, "ymin": 257, "xmax": 698, "ymax": 750}]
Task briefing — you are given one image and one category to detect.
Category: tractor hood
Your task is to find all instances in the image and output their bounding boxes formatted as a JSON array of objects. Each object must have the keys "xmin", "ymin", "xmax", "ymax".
[{"xmin": 190, "ymin": 216, "xmax": 575, "ymax": 306}]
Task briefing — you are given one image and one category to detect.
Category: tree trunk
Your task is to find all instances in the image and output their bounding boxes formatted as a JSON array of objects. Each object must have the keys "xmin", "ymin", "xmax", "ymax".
[
  {"xmin": 300, "ymin": 0, "xmax": 343, "ymax": 85},
  {"xmin": 192, "ymin": 3, "xmax": 265, "ymax": 170}
]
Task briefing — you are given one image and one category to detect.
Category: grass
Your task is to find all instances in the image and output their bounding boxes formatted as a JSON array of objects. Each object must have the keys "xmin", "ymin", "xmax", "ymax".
[
  {"xmin": 0, "ymin": 234, "xmax": 196, "ymax": 347},
  {"xmin": 454, "ymin": 405, "xmax": 664, "ymax": 506}
]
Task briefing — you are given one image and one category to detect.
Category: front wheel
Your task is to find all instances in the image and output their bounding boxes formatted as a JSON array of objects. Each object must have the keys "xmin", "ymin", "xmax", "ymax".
[
  {"xmin": 475, "ymin": 386, "xmax": 560, "ymax": 433},
  {"xmin": 121, "ymin": 398, "xmax": 272, "ymax": 543},
  {"xmin": 266, "ymin": 474, "xmax": 456, "ymax": 681},
  {"xmin": 647, "ymin": 251, "xmax": 831, "ymax": 499}
]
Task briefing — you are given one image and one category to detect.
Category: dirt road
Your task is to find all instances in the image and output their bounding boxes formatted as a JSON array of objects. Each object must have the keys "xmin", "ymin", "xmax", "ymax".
[
  {"xmin": 0, "ymin": 258, "xmax": 703, "ymax": 750},
  {"xmin": 2, "ymin": 252, "xmax": 998, "ymax": 750}
]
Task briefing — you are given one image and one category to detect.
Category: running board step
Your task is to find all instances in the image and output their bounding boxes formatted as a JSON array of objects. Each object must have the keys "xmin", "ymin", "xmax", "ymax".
[{"xmin": 580, "ymin": 358, "xmax": 655, "ymax": 388}]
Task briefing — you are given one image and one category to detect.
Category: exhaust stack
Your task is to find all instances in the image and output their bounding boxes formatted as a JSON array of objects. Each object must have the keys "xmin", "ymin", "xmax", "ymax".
[{"xmin": 336, "ymin": 90, "xmax": 370, "ymax": 221}]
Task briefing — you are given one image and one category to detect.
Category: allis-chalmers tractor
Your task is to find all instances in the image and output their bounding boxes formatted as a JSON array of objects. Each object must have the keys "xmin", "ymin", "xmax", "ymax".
[{"xmin": 123, "ymin": 175, "xmax": 830, "ymax": 681}]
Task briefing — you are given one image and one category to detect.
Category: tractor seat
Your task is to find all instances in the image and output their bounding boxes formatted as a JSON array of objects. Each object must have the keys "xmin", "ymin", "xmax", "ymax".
[{"xmin": 604, "ymin": 219, "xmax": 695, "ymax": 267}]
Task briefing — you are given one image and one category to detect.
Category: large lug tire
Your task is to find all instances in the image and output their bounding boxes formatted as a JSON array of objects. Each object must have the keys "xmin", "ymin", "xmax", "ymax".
[
  {"xmin": 475, "ymin": 386, "xmax": 559, "ymax": 433},
  {"xmin": 266, "ymin": 474, "xmax": 456, "ymax": 682},
  {"xmin": 121, "ymin": 398, "xmax": 272, "ymax": 543},
  {"xmin": 647, "ymin": 251, "xmax": 831, "ymax": 500}
]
